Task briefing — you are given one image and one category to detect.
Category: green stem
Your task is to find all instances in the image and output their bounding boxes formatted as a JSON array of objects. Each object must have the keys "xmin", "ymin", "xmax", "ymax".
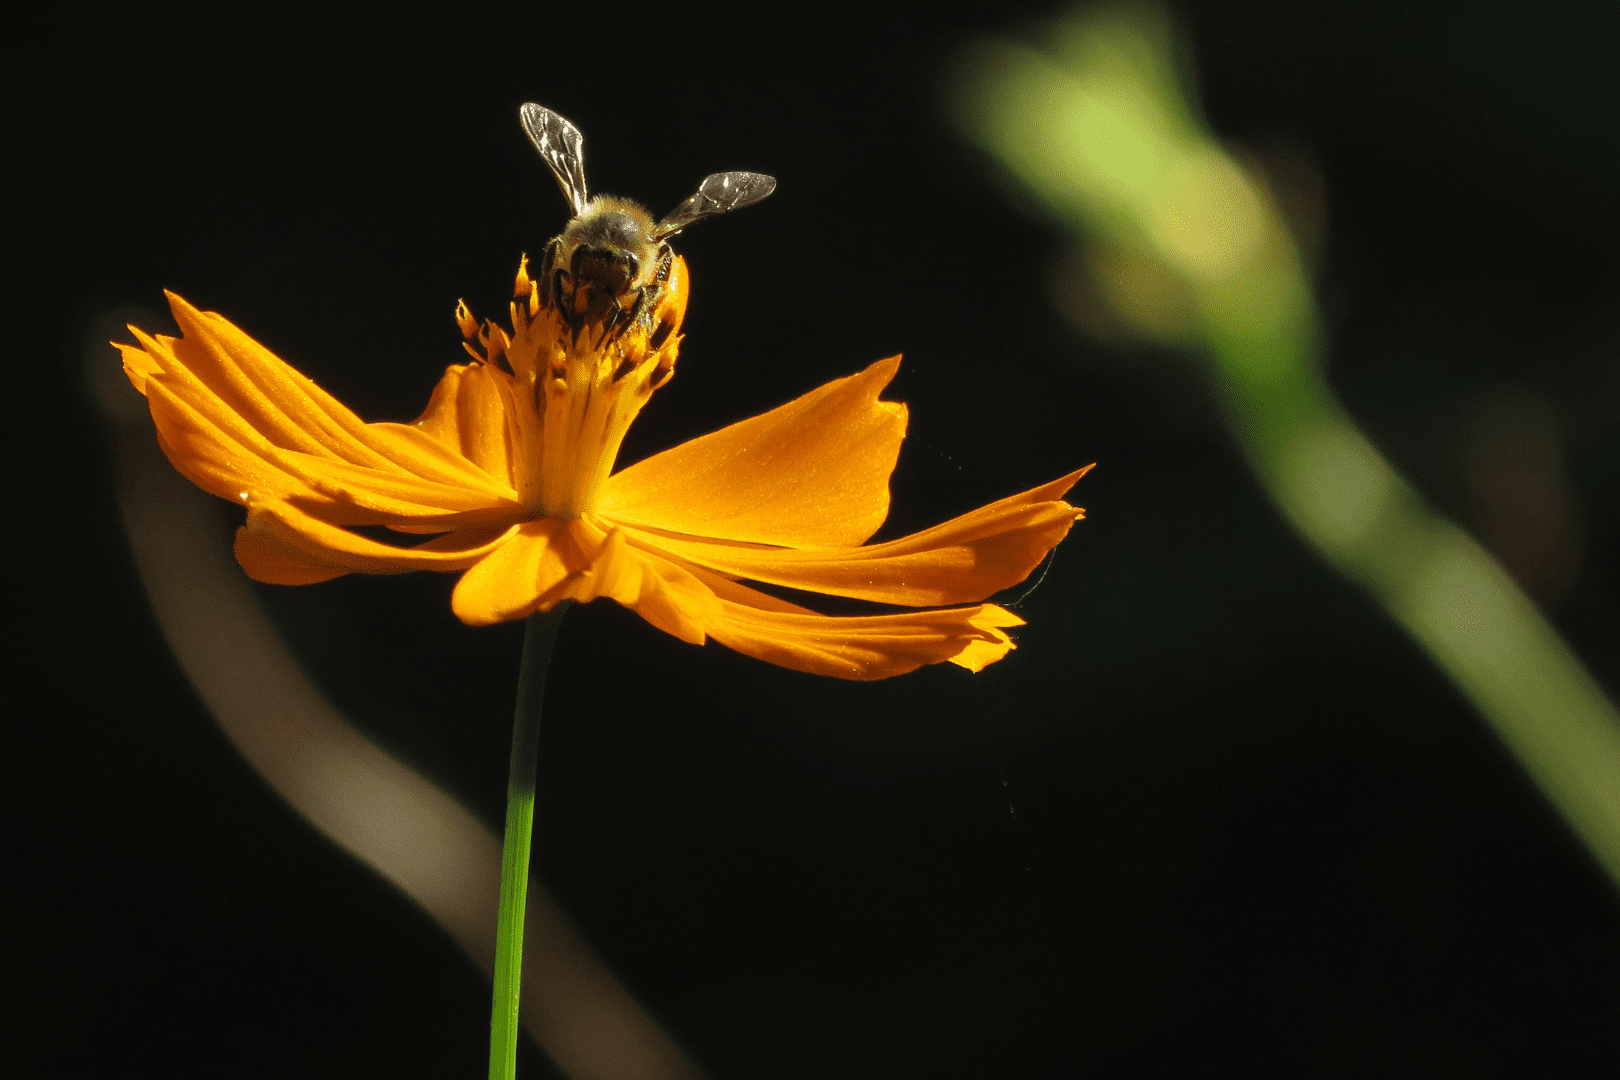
[
  {"xmin": 489, "ymin": 602, "xmax": 571, "ymax": 1080},
  {"xmin": 954, "ymin": 6, "xmax": 1620, "ymax": 890}
]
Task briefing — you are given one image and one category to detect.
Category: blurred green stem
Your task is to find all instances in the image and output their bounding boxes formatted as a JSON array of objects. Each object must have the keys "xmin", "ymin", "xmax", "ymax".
[
  {"xmin": 955, "ymin": 1, "xmax": 1620, "ymax": 889},
  {"xmin": 490, "ymin": 602, "xmax": 571, "ymax": 1080},
  {"xmin": 1208, "ymin": 271, "xmax": 1620, "ymax": 891}
]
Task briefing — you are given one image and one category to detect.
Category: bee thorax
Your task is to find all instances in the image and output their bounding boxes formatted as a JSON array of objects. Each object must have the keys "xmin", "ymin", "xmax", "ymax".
[{"xmin": 571, "ymin": 204, "xmax": 649, "ymax": 251}]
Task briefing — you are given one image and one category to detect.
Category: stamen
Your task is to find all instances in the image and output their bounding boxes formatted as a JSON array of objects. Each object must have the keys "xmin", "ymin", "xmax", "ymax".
[
  {"xmin": 649, "ymin": 318, "xmax": 673, "ymax": 352},
  {"xmin": 490, "ymin": 254, "xmax": 687, "ymax": 519}
]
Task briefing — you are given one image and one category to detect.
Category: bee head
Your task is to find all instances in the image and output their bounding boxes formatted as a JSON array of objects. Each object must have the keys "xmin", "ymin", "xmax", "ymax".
[{"xmin": 560, "ymin": 196, "xmax": 661, "ymax": 298}]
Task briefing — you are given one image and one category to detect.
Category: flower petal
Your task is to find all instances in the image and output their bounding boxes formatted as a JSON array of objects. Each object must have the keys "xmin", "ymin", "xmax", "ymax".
[
  {"xmin": 599, "ymin": 357, "xmax": 907, "ymax": 547},
  {"xmin": 235, "ymin": 498, "xmax": 516, "ymax": 585},
  {"xmin": 691, "ymin": 571, "xmax": 1025, "ymax": 680},
  {"xmin": 561, "ymin": 525, "xmax": 718, "ymax": 645},
  {"xmin": 400, "ymin": 360, "xmax": 515, "ymax": 487},
  {"xmin": 449, "ymin": 518, "xmax": 719, "ymax": 641},
  {"xmin": 130, "ymin": 350, "xmax": 331, "ymax": 507},
  {"xmin": 615, "ymin": 468, "xmax": 1090, "ymax": 606},
  {"xmin": 143, "ymin": 369, "xmax": 518, "ymax": 528},
  {"xmin": 146, "ymin": 294, "xmax": 417, "ymax": 468},
  {"xmin": 279, "ymin": 451, "xmax": 521, "ymax": 522},
  {"xmin": 121, "ymin": 296, "xmax": 520, "ymax": 527},
  {"xmin": 450, "ymin": 519, "xmax": 575, "ymax": 625}
]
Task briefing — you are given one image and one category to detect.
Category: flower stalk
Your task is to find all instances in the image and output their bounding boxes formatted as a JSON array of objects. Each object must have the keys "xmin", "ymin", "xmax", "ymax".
[{"xmin": 490, "ymin": 602, "xmax": 571, "ymax": 1080}]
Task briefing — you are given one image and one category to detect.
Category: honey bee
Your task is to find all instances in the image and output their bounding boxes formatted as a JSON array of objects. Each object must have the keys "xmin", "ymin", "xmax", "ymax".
[{"xmin": 520, "ymin": 103, "xmax": 775, "ymax": 339}]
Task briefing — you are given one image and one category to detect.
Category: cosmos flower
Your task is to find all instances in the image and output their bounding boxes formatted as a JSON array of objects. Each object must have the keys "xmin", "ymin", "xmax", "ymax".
[{"xmin": 119, "ymin": 257, "xmax": 1087, "ymax": 680}]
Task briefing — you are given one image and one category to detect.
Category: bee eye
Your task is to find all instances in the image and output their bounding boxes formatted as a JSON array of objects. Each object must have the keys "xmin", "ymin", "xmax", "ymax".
[
  {"xmin": 570, "ymin": 245, "xmax": 590, "ymax": 277},
  {"xmin": 622, "ymin": 254, "xmax": 639, "ymax": 283}
]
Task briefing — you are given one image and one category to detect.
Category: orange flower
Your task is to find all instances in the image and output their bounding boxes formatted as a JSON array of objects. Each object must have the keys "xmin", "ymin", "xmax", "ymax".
[{"xmin": 119, "ymin": 258, "xmax": 1088, "ymax": 680}]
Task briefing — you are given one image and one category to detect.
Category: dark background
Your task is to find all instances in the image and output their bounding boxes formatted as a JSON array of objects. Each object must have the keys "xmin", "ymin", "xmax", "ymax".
[{"xmin": 23, "ymin": 0, "xmax": 1618, "ymax": 1076}]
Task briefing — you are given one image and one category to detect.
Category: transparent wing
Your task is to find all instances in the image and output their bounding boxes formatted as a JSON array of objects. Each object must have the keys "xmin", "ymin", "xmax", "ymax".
[
  {"xmin": 519, "ymin": 103, "xmax": 589, "ymax": 217},
  {"xmin": 651, "ymin": 171, "xmax": 776, "ymax": 241}
]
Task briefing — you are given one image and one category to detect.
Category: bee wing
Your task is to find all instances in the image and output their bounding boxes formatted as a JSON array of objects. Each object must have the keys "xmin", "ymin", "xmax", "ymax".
[
  {"xmin": 650, "ymin": 171, "xmax": 776, "ymax": 241},
  {"xmin": 519, "ymin": 103, "xmax": 589, "ymax": 217}
]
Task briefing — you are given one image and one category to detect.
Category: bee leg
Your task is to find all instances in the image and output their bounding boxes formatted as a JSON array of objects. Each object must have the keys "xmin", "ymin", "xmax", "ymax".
[
  {"xmin": 631, "ymin": 246, "xmax": 673, "ymax": 337},
  {"xmin": 652, "ymin": 243, "xmax": 673, "ymax": 289},
  {"xmin": 558, "ymin": 274, "xmax": 587, "ymax": 343},
  {"xmin": 538, "ymin": 241, "xmax": 561, "ymax": 309},
  {"xmin": 567, "ymin": 302, "xmax": 583, "ymax": 346},
  {"xmin": 607, "ymin": 305, "xmax": 638, "ymax": 381},
  {"xmin": 617, "ymin": 289, "xmax": 648, "ymax": 339}
]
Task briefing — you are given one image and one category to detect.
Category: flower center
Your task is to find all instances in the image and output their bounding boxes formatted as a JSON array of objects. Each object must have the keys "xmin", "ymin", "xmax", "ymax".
[{"xmin": 460, "ymin": 255, "xmax": 688, "ymax": 519}]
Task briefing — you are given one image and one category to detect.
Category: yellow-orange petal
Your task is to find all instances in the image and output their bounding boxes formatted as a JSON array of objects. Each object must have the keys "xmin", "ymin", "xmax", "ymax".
[
  {"xmin": 138, "ymin": 371, "xmax": 339, "ymax": 508},
  {"xmin": 143, "ymin": 369, "xmax": 518, "ymax": 528},
  {"xmin": 123, "ymin": 298, "xmax": 517, "ymax": 525},
  {"xmin": 449, "ymin": 517, "xmax": 718, "ymax": 639},
  {"xmin": 614, "ymin": 467, "xmax": 1090, "ymax": 607},
  {"xmin": 402, "ymin": 360, "xmax": 515, "ymax": 487},
  {"xmin": 235, "ymin": 498, "xmax": 516, "ymax": 585},
  {"xmin": 142, "ymin": 296, "xmax": 405, "ymax": 469},
  {"xmin": 160, "ymin": 295, "xmax": 504, "ymax": 494},
  {"xmin": 450, "ymin": 519, "xmax": 574, "ymax": 625},
  {"xmin": 945, "ymin": 606, "xmax": 1029, "ymax": 673},
  {"xmin": 118, "ymin": 340, "xmax": 163, "ymax": 391},
  {"xmin": 599, "ymin": 357, "xmax": 908, "ymax": 548},
  {"xmin": 279, "ymin": 451, "xmax": 520, "ymax": 522},
  {"xmin": 690, "ymin": 572, "xmax": 1026, "ymax": 680},
  {"xmin": 558, "ymin": 524, "xmax": 718, "ymax": 645}
]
